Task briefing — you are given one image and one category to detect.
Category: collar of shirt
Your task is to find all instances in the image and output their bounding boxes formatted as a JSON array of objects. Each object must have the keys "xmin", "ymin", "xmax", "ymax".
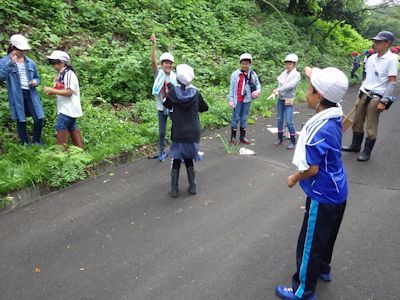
[{"xmin": 376, "ymin": 50, "xmax": 392, "ymax": 60}]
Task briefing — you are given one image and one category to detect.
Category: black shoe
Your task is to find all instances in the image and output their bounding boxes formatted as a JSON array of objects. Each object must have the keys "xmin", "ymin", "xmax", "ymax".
[
  {"xmin": 357, "ymin": 138, "xmax": 376, "ymax": 161},
  {"xmin": 342, "ymin": 132, "xmax": 364, "ymax": 152}
]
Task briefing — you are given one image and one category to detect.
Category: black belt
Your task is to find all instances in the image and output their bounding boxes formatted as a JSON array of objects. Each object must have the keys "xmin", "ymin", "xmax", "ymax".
[{"xmin": 359, "ymin": 89, "xmax": 383, "ymax": 99}]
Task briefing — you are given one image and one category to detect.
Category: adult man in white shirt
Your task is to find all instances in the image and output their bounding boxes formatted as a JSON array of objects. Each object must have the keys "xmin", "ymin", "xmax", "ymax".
[{"xmin": 342, "ymin": 31, "xmax": 398, "ymax": 161}]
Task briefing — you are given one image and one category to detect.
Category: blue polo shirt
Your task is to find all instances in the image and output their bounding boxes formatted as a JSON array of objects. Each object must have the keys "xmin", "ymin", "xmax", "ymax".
[{"xmin": 299, "ymin": 117, "xmax": 348, "ymax": 205}]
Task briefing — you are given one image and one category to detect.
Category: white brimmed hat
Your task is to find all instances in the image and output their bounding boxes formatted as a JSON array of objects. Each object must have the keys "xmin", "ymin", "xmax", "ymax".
[
  {"xmin": 159, "ymin": 52, "xmax": 174, "ymax": 63},
  {"xmin": 176, "ymin": 64, "xmax": 194, "ymax": 86},
  {"xmin": 46, "ymin": 50, "xmax": 70, "ymax": 62},
  {"xmin": 284, "ymin": 53, "xmax": 298, "ymax": 63},
  {"xmin": 305, "ymin": 67, "xmax": 348, "ymax": 103},
  {"xmin": 10, "ymin": 34, "xmax": 31, "ymax": 50},
  {"xmin": 239, "ymin": 53, "xmax": 253, "ymax": 62}
]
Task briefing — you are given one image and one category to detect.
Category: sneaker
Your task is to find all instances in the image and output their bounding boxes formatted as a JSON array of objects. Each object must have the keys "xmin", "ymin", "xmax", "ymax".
[
  {"xmin": 275, "ymin": 286, "xmax": 316, "ymax": 300},
  {"xmin": 319, "ymin": 272, "xmax": 332, "ymax": 282},
  {"xmin": 287, "ymin": 142, "xmax": 296, "ymax": 150},
  {"xmin": 158, "ymin": 151, "xmax": 167, "ymax": 162},
  {"xmin": 274, "ymin": 139, "xmax": 283, "ymax": 146}
]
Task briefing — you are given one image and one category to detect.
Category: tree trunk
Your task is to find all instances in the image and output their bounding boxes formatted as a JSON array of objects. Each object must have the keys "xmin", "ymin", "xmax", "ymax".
[{"xmin": 288, "ymin": 0, "xmax": 297, "ymax": 14}]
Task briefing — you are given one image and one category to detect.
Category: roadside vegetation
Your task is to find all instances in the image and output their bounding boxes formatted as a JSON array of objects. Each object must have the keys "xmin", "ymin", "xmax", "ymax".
[{"xmin": 0, "ymin": 0, "xmax": 373, "ymax": 195}]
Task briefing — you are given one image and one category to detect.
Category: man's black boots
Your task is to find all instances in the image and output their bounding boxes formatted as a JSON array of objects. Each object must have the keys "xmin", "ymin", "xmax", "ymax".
[
  {"xmin": 342, "ymin": 132, "xmax": 364, "ymax": 152},
  {"xmin": 170, "ymin": 169, "xmax": 179, "ymax": 198},
  {"xmin": 357, "ymin": 138, "xmax": 376, "ymax": 161},
  {"xmin": 186, "ymin": 166, "xmax": 196, "ymax": 195}
]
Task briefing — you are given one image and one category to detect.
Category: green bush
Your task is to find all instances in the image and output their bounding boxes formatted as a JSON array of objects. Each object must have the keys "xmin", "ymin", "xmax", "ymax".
[{"xmin": 0, "ymin": 0, "xmax": 371, "ymax": 195}]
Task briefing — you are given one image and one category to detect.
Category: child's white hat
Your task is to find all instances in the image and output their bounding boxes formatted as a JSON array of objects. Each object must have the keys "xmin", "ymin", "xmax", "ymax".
[
  {"xmin": 176, "ymin": 64, "xmax": 194, "ymax": 86},
  {"xmin": 284, "ymin": 54, "xmax": 298, "ymax": 63},
  {"xmin": 305, "ymin": 67, "xmax": 348, "ymax": 103},
  {"xmin": 159, "ymin": 52, "xmax": 174, "ymax": 63},
  {"xmin": 47, "ymin": 50, "xmax": 70, "ymax": 62},
  {"xmin": 240, "ymin": 53, "xmax": 253, "ymax": 62}
]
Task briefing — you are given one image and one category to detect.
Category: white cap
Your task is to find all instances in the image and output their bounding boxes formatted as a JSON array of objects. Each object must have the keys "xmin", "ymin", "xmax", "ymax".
[
  {"xmin": 10, "ymin": 34, "xmax": 31, "ymax": 50},
  {"xmin": 305, "ymin": 67, "xmax": 348, "ymax": 103},
  {"xmin": 239, "ymin": 53, "xmax": 253, "ymax": 62},
  {"xmin": 46, "ymin": 50, "xmax": 70, "ymax": 62},
  {"xmin": 284, "ymin": 53, "xmax": 298, "ymax": 63},
  {"xmin": 159, "ymin": 52, "xmax": 174, "ymax": 63},
  {"xmin": 176, "ymin": 64, "xmax": 195, "ymax": 86}
]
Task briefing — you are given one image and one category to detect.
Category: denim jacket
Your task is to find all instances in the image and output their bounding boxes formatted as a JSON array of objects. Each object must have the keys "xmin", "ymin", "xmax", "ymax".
[
  {"xmin": 228, "ymin": 69, "xmax": 261, "ymax": 107},
  {"xmin": 0, "ymin": 55, "xmax": 44, "ymax": 121}
]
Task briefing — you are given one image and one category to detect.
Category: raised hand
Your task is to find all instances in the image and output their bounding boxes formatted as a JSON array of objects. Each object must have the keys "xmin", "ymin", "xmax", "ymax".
[{"xmin": 10, "ymin": 50, "xmax": 17, "ymax": 64}]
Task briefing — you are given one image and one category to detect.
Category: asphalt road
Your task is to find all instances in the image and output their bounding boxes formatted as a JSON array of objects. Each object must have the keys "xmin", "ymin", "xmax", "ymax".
[{"xmin": 0, "ymin": 85, "xmax": 399, "ymax": 300}]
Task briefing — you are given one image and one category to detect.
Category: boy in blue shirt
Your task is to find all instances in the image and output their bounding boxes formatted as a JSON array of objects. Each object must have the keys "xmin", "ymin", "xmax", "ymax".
[{"xmin": 275, "ymin": 67, "xmax": 349, "ymax": 300}]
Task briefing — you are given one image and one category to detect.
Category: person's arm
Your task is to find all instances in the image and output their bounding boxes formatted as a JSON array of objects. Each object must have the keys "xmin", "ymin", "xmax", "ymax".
[
  {"xmin": 0, "ymin": 54, "xmax": 15, "ymax": 81},
  {"xmin": 44, "ymin": 70, "xmax": 76, "ymax": 97},
  {"xmin": 150, "ymin": 33, "xmax": 158, "ymax": 73},
  {"xmin": 228, "ymin": 72, "xmax": 235, "ymax": 107},
  {"xmin": 163, "ymin": 83, "xmax": 174, "ymax": 109},
  {"xmin": 43, "ymin": 86, "xmax": 74, "ymax": 97},
  {"xmin": 198, "ymin": 93, "xmax": 209, "ymax": 112},
  {"xmin": 250, "ymin": 71, "xmax": 261, "ymax": 99},
  {"xmin": 377, "ymin": 76, "xmax": 397, "ymax": 112},
  {"xmin": 29, "ymin": 61, "xmax": 40, "ymax": 87},
  {"xmin": 253, "ymin": 71, "xmax": 261, "ymax": 93},
  {"xmin": 163, "ymin": 96, "xmax": 173, "ymax": 109},
  {"xmin": 287, "ymin": 165, "xmax": 319, "ymax": 188}
]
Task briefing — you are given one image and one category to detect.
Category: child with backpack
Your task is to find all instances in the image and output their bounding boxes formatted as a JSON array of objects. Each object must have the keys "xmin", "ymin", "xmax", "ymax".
[{"xmin": 228, "ymin": 53, "xmax": 261, "ymax": 144}]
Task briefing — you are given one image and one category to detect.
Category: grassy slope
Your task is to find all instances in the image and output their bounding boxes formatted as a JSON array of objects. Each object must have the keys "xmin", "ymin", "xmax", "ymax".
[{"xmin": 0, "ymin": 0, "xmax": 370, "ymax": 195}]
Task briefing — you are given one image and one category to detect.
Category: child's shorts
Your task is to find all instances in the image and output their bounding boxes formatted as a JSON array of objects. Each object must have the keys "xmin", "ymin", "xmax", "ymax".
[{"xmin": 55, "ymin": 113, "xmax": 77, "ymax": 131}]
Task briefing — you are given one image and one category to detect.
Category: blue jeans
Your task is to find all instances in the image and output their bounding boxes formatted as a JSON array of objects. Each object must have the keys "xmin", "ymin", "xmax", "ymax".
[
  {"xmin": 351, "ymin": 64, "xmax": 359, "ymax": 80},
  {"xmin": 16, "ymin": 89, "xmax": 43, "ymax": 144},
  {"xmin": 158, "ymin": 110, "xmax": 170, "ymax": 153},
  {"xmin": 55, "ymin": 113, "xmax": 77, "ymax": 131},
  {"xmin": 276, "ymin": 99, "xmax": 296, "ymax": 135},
  {"xmin": 231, "ymin": 101, "xmax": 251, "ymax": 129}
]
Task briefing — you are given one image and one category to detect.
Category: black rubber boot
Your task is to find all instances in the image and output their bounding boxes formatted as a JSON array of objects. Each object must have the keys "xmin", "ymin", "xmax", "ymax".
[
  {"xmin": 357, "ymin": 138, "xmax": 376, "ymax": 161},
  {"xmin": 170, "ymin": 169, "xmax": 180, "ymax": 198},
  {"xmin": 342, "ymin": 132, "xmax": 364, "ymax": 152},
  {"xmin": 274, "ymin": 132, "xmax": 283, "ymax": 146},
  {"xmin": 239, "ymin": 127, "xmax": 250, "ymax": 144},
  {"xmin": 186, "ymin": 166, "xmax": 196, "ymax": 195},
  {"xmin": 230, "ymin": 128, "xmax": 237, "ymax": 144}
]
